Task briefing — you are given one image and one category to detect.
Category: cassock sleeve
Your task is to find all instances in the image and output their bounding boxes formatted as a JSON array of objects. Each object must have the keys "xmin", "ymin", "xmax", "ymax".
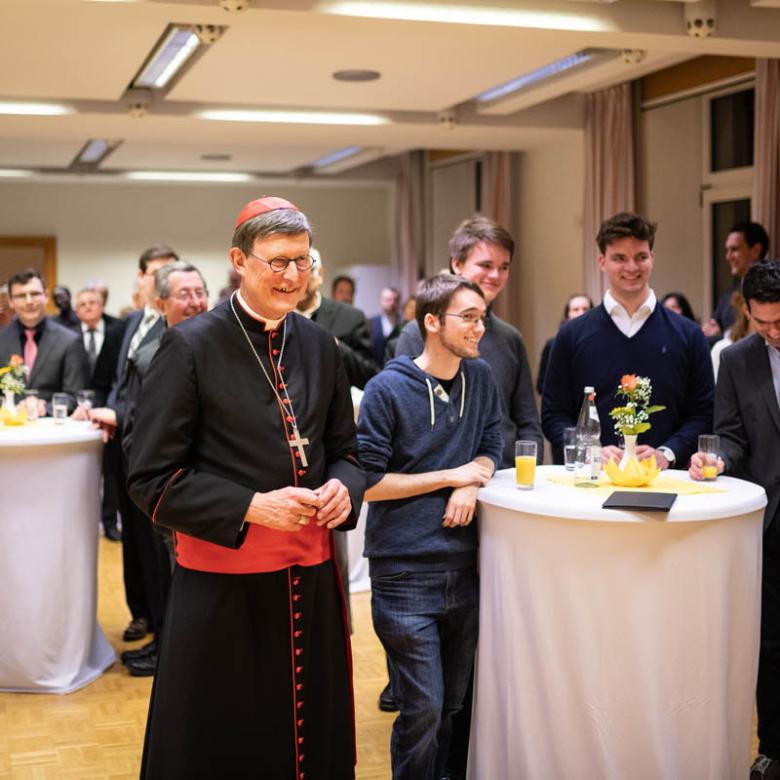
[
  {"xmin": 127, "ymin": 327, "xmax": 254, "ymax": 549},
  {"xmin": 323, "ymin": 343, "xmax": 366, "ymax": 531}
]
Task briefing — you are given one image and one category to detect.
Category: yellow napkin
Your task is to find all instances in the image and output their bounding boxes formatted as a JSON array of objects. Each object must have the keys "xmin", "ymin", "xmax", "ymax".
[{"xmin": 546, "ymin": 471, "xmax": 727, "ymax": 495}]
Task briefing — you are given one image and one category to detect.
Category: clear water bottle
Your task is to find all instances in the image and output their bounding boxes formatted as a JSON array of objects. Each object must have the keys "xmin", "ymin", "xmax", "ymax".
[{"xmin": 574, "ymin": 386, "xmax": 602, "ymax": 487}]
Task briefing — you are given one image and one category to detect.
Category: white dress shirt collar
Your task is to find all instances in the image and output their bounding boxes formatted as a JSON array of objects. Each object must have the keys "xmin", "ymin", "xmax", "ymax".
[
  {"xmin": 81, "ymin": 318, "xmax": 105, "ymax": 336},
  {"xmin": 295, "ymin": 291, "xmax": 322, "ymax": 320},
  {"xmin": 603, "ymin": 289, "xmax": 657, "ymax": 338},
  {"xmin": 766, "ymin": 340, "xmax": 780, "ymax": 410}
]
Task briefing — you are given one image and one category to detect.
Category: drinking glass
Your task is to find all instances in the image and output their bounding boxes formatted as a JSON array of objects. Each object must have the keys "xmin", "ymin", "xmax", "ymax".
[
  {"xmin": 24, "ymin": 389, "xmax": 39, "ymax": 421},
  {"xmin": 52, "ymin": 393, "xmax": 69, "ymax": 424},
  {"xmin": 563, "ymin": 427, "xmax": 577, "ymax": 471},
  {"xmin": 515, "ymin": 441, "xmax": 537, "ymax": 490},
  {"xmin": 698, "ymin": 434, "xmax": 720, "ymax": 481},
  {"xmin": 77, "ymin": 389, "xmax": 95, "ymax": 412}
]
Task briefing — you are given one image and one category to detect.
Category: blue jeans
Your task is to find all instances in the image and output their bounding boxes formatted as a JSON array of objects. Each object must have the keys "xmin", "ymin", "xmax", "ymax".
[{"xmin": 371, "ymin": 567, "xmax": 479, "ymax": 780}]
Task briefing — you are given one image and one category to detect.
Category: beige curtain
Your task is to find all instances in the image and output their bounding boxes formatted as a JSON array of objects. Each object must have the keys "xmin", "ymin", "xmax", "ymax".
[
  {"xmin": 583, "ymin": 83, "xmax": 636, "ymax": 300},
  {"xmin": 395, "ymin": 151, "xmax": 425, "ymax": 299},
  {"xmin": 753, "ymin": 59, "xmax": 780, "ymax": 258},
  {"xmin": 480, "ymin": 151, "xmax": 519, "ymax": 324}
]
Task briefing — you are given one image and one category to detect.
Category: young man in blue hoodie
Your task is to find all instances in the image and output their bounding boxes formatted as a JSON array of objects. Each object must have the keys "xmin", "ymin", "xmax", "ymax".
[{"xmin": 358, "ymin": 273, "xmax": 504, "ymax": 780}]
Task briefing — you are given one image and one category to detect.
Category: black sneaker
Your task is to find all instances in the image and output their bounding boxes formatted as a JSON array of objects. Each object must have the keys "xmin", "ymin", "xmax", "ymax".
[
  {"xmin": 751, "ymin": 755, "xmax": 780, "ymax": 779},
  {"xmin": 378, "ymin": 682, "xmax": 399, "ymax": 712}
]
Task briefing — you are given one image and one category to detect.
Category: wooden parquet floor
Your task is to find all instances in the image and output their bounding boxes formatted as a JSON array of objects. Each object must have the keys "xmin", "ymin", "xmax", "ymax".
[
  {"xmin": 0, "ymin": 538, "xmax": 394, "ymax": 780},
  {"xmin": 0, "ymin": 539, "xmax": 760, "ymax": 779}
]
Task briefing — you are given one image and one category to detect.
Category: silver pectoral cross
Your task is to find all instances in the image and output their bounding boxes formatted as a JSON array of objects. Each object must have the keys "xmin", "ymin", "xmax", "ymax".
[{"xmin": 289, "ymin": 427, "xmax": 310, "ymax": 468}]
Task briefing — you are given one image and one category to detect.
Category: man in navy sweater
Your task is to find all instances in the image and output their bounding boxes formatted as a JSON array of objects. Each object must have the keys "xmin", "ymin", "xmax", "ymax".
[
  {"xmin": 542, "ymin": 212, "xmax": 713, "ymax": 469},
  {"xmin": 358, "ymin": 274, "xmax": 503, "ymax": 780}
]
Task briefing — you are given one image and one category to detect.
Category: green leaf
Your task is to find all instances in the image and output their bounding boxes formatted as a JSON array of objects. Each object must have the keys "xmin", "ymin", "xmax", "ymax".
[
  {"xmin": 634, "ymin": 422, "xmax": 651, "ymax": 433},
  {"xmin": 646, "ymin": 405, "xmax": 665, "ymax": 414}
]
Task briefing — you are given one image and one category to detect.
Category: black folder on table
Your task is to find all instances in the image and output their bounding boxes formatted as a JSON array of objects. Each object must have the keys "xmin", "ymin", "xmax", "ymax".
[{"xmin": 602, "ymin": 491, "xmax": 677, "ymax": 512}]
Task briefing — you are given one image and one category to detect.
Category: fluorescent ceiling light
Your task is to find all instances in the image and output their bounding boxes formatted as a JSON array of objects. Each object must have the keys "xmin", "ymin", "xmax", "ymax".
[
  {"xmin": 311, "ymin": 146, "xmax": 364, "ymax": 168},
  {"xmin": 133, "ymin": 27, "xmax": 200, "ymax": 89},
  {"xmin": 125, "ymin": 171, "xmax": 254, "ymax": 183},
  {"xmin": 477, "ymin": 51, "xmax": 595, "ymax": 102},
  {"xmin": 0, "ymin": 102, "xmax": 72, "ymax": 116},
  {"xmin": 0, "ymin": 169, "xmax": 34, "ymax": 178},
  {"xmin": 325, "ymin": 2, "xmax": 609, "ymax": 31},
  {"xmin": 75, "ymin": 138, "xmax": 122, "ymax": 165},
  {"xmin": 200, "ymin": 109, "xmax": 388, "ymax": 126}
]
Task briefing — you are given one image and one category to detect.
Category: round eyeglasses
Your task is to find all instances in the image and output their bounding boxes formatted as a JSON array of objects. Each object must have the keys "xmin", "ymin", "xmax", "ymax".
[{"xmin": 248, "ymin": 252, "xmax": 315, "ymax": 273}]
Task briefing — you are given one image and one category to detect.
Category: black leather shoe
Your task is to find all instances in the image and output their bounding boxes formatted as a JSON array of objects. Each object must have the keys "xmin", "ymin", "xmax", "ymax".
[
  {"xmin": 122, "ymin": 617, "xmax": 149, "ymax": 642},
  {"xmin": 127, "ymin": 653, "xmax": 158, "ymax": 677},
  {"xmin": 104, "ymin": 526, "xmax": 122, "ymax": 542},
  {"xmin": 378, "ymin": 683, "xmax": 399, "ymax": 712},
  {"xmin": 121, "ymin": 640, "xmax": 157, "ymax": 665},
  {"xmin": 751, "ymin": 756, "xmax": 780, "ymax": 779}
]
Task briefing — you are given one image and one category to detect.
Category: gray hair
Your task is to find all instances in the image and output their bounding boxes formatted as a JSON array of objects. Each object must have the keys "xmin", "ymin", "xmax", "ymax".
[
  {"xmin": 155, "ymin": 261, "xmax": 207, "ymax": 300},
  {"xmin": 231, "ymin": 209, "xmax": 312, "ymax": 255}
]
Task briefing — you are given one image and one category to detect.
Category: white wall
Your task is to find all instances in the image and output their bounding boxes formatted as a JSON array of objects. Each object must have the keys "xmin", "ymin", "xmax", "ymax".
[
  {"xmin": 514, "ymin": 135, "xmax": 585, "ymax": 377},
  {"xmin": 0, "ymin": 179, "xmax": 394, "ymax": 315},
  {"xmin": 639, "ymin": 96, "xmax": 705, "ymax": 318}
]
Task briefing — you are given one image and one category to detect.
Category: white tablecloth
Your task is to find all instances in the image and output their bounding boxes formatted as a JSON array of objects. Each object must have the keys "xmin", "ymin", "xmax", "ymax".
[
  {"xmin": 0, "ymin": 419, "xmax": 116, "ymax": 693},
  {"xmin": 469, "ymin": 466, "xmax": 767, "ymax": 780}
]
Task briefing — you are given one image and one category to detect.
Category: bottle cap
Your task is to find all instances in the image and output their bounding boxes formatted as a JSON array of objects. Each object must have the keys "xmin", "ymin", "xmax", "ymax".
[{"xmin": 584, "ymin": 386, "xmax": 595, "ymax": 393}]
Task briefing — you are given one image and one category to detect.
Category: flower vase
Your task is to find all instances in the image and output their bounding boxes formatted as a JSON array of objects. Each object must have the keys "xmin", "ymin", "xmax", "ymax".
[
  {"xmin": 619, "ymin": 434, "xmax": 638, "ymax": 471},
  {"xmin": 3, "ymin": 389, "xmax": 15, "ymax": 414}
]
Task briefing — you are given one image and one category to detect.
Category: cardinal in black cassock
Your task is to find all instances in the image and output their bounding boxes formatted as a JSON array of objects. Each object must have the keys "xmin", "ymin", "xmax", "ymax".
[{"xmin": 128, "ymin": 197, "xmax": 365, "ymax": 780}]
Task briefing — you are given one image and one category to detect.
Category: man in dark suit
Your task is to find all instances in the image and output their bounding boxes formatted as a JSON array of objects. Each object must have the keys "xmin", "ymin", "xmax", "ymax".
[
  {"xmin": 296, "ymin": 251, "xmax": 378, "ymax": 389},
  {"xmin": 74, "ymin": 287, "xmax": 126, "ymax": 407},
  {"xmin": 74, "ymin": 286, "xmax": 127, "ymax": 541},
  {"xmin": 368, "ymin": 286, "xmax": 402, "ymax": 367},
  {"xmin": 98, "ymin": 245, "xmax": 178, "ymax": 643},
  {"xmin": 702, "ymin": 221, "xmax": 770, "ymax": 340},
  {"xmin": 0, "ymin": 268, "xmax": 89, "ymax": 413},
  {"xmin": 690, "ymin": 260, "xmax": 780, "ymax": 780}
]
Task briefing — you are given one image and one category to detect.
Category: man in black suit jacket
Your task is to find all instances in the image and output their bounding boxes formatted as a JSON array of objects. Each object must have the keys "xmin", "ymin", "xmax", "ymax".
[
  {"xmin": 98, "ymin": 245, "xmax": 179, "ymax": 645},
  {"xmin": 368, "ymin": 286, "xmax": 402, "ymax": 368},
  {"xmin": 0, "ymin": 268, "xmax": 89, "ymax": 413},
  {"xmin": 690, "ymin": 261, "xmax": 780, "ymax": 779},
  {"xmin": 74, "ymin": 287, "xmax": 126, "ymax": 407},
  {"xmin": 296, "ymin": 253, "xmax": 378, "ymax": 389},
  {"xmin": 74, "ymin": 286, "xmax": 127, "ymax": 541}
]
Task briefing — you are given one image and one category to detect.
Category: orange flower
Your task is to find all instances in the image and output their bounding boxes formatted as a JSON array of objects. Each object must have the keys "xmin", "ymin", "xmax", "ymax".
[
  {"xmin": 620, "ymin": 374, "xmax": 638, "ymax": 393},
  {"xmin": 9, "ymin": 354, "xmax": 23, "ymax": 368}
]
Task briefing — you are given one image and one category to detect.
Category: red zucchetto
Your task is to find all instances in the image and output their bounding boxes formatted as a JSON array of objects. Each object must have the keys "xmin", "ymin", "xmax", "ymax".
[{"xmin": 234, "ymin": 196, "xmax": 300, "ymax": 229}]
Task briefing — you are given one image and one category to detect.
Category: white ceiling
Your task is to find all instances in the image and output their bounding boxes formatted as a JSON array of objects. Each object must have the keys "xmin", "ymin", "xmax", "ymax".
[{"xmin": 1, "ymin": 0, "xmax": 779, "ymax": 177}]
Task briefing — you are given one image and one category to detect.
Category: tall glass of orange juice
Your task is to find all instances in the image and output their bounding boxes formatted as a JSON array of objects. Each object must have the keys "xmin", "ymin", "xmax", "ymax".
[
  {"xmin": 515, "ymin": 441, "xmax": 537, "ymax": 490},
  {"xmin": 698, "ymin": 434, "xmax": 720, "ymax": 481}
]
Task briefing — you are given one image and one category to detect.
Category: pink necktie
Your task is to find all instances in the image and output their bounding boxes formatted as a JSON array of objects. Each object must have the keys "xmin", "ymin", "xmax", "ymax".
[{"xmin": 24, "ymin": 329, "xmax": 37, "ymax": 378}]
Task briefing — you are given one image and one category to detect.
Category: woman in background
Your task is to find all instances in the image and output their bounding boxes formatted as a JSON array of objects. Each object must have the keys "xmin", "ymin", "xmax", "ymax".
[
  {"xmin": 536, "ymin": 293, "xmax": 593, "ymax": 395},
  {"xmin": 661, "ymin": 292, "xmax": 697, "ymax": 322}
]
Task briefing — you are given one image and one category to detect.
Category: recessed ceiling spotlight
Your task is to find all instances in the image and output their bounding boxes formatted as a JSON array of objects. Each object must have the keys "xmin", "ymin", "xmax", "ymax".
[
  {"xmin": 201, "ymin": 153, "xmax": 232, "ymax": 161},
  {"xmin": 333, "ymin": 69, "xmax": 381, "ymax": 83}
]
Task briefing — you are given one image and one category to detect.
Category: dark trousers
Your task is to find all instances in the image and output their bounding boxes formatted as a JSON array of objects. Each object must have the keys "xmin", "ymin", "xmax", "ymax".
[
  {"xmin": 758, "ymin": 519, "xmax": 780, "ymax": 759},
  {"xmin": 116, "ymin": 465, "xmax": 170, "ymax": 635},
  {"xmin": 101, "ymin": 438, "xmax": 121, "ymax": 533}
]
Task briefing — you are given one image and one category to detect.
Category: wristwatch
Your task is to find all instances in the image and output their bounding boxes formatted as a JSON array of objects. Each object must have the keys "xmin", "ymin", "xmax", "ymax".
[{"xmin": 657, "ymin": 446, "xmax": 676, "ymax": 466}]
